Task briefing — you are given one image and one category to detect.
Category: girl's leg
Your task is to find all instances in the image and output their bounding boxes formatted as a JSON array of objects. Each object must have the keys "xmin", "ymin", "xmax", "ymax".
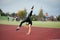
[
  {"xmin": 25, "ymin": 23, "xmax": 29, "ymax": 28},
  {"xmin": 19, "ymin": 20, "xmax": 26, "ymax": 27},
  {"xmin": 16, "ymin": 20, "xmax": 26, "ymax": 31},
  {"xmin": 27, "ymin": 24, "xmax": 31, "ymax": 35}
]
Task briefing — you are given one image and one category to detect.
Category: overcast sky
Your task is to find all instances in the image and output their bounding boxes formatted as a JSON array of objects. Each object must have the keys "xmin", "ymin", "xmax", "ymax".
[{"xmin": 0, "ymin": 0, "xmax": 60, "ymax": 16}]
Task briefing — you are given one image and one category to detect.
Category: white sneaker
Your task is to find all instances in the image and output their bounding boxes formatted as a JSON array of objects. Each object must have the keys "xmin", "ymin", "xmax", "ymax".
[
  {"xmin": 17, "ymin": 26, "xmax": 20, "ymax": 29},
  {"xmin": 16, "ymin": 26, "xmax": 20, "ymax": 31}
]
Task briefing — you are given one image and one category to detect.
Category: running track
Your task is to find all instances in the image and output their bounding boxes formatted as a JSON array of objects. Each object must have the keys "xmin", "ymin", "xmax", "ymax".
[{"xmin": 0, "ymin": 24, "xmax": 60, "ymax": 40}]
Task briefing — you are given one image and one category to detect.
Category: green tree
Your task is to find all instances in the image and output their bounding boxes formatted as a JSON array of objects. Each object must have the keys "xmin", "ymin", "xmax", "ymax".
[
  {"xmin": 17, "ymin": 9, "xmax": 27, "ymax": 19},
  {"xmin": 38, "ymin": 9, "xmax": 44, "ymax": 21},
  {"xmin": 57, "ymin": 15, "xmax": 60, "ymax": 21},
  {"xmin": 23, "ymin": 9, "xmax": 27, "ymax": 19},
  {"xmin": 0, "ymin": 9, "xmax": 3, "ymax": 16},
  {"xmin": 0, "ymin": 9, "xmax": 6, "ymax": 16},
  {"xmin": 31, "ymin": 14, "xmax": 37, "ymax": 21},
  {"xmin": 49, "ymin": 16, "xmax": 54, "ymax": 21},
  {"xmin": 11, "ymin": 13, "xmax": 16, "ymax": 17}
]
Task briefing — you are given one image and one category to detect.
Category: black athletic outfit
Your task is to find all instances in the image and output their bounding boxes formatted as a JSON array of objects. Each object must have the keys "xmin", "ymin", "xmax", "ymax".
[{"xmin": 19, "ymin": 10, "xmax": 33, "ymax": 27}]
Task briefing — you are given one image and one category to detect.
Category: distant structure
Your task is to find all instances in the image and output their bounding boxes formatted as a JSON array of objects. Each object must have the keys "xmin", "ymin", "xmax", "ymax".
[
  {"xmin": 46, "ymin": 13, "xmax": 48, "ymax": 16},
  {"xmin": 45, "ymin": 12, "xmax": 49, "ymax": 21}
]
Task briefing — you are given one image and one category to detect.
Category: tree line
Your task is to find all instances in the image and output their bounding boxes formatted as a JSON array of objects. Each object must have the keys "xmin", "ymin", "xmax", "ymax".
[{"xmin": 0, "ymin": 9, "xmax": 60, "ymax": 21}]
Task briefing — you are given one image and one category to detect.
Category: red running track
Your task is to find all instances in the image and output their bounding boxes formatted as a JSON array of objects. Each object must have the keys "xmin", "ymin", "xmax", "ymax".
[{"xmin": 0, "ymin": 24, "xmax": 60, "ymax": 40}]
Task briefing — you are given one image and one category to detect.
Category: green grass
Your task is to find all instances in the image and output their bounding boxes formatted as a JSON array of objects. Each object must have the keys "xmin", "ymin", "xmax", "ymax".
[
  {"xmin": 0, "ymin": 16, "xmax": 60, "ymax": 28},
  {"xmin": 32, "ymin": 21, "xmax": 60, "ymax": 28},
  {"xmin": 0, "ymin": 16, "xmax": 8, "ymax": 20},
  {"xmin": 0, "ymin": 20, "xmax": 60, "ymax": 28}
]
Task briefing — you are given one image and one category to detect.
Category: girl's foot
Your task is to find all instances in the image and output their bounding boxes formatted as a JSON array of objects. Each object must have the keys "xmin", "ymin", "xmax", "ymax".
[{"xmin": 16, "ymin": 26, "xmax": 20, "ymax": 31}]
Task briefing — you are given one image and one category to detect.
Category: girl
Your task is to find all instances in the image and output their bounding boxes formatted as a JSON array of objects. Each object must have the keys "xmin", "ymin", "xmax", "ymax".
[{"xmin": 16, "ymin": 6, "xmax": 34, "ymax": 35}]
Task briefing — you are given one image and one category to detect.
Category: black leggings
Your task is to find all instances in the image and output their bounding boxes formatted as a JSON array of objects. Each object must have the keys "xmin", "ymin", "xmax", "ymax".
[
  {"xmin": 19, "ymin": 19, "xmax": 32, "ymax": 27},
  {"xmin": 19, "ymin": 9, "xmax": 33, "ymax": 27}
]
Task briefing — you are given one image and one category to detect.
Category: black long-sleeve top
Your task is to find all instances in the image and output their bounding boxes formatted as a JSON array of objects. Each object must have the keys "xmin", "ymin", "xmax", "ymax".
[
  {"xmin": 25, "ymin": 9, "xmax": 33, "ymax": 21},
  {"xmin": 27, "ymin": 10, "xmax": 33, "ymax": 18}
]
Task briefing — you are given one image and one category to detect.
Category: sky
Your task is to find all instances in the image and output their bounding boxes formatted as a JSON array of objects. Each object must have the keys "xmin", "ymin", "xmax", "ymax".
[{"xmin": 0, "ymin": 0, "xmax": 60, "ymax": 16}]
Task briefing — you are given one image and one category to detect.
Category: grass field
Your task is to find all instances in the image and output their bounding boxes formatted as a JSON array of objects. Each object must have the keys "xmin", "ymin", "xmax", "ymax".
[
  {"xmin": 0, "ymin": 20, "xmax": 60, "ymax": 28},
  {"xmin": 0, "ymin": 16, "xmax": 60, "ymax": 28}
]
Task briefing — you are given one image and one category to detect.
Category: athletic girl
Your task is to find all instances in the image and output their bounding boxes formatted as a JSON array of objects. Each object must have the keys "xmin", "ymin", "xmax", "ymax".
[{"xmin": 16, "ymin": 6, "xmax": 34, "ymax": 35}]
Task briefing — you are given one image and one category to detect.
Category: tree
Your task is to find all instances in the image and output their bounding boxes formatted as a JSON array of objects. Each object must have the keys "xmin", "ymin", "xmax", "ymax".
[
  {"xmin": 11, "ymin": 13, "xmax": 16, "ymax": 17},
  {"xmin": 17, "ymin": 9, "xmax": 27, "ymax": 19},
  {"xmin": 5, "ymin": 12, "xmax": 10, "ymax": 16},
  {"xmin": 30, "ymin": 14, "xmax": 37, "ymax": 21},
  {"xmin": 38, "ymin": 9, "xmax": 44, "ymax": 21},
  {"xmin": 1, "ymin": 12, "xmax": 6, "ymax": 16},
  {"xmin": 49, "ymin": 16, "xmax": 54, "ymax": 21},
  {"xmin": 0, "ymin": 9, "xmax": 3, "ymax": 16},
  {"xmin": 23, "ymin": 8, "xmax": 27, "ymax": 19},
  {"xmin": 57, "ymin": 15, "xmax": 60, "ymax": 21},
  {"xmin": 0, "ymin": 9, "xmax": 6, "ymax": 16}
]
